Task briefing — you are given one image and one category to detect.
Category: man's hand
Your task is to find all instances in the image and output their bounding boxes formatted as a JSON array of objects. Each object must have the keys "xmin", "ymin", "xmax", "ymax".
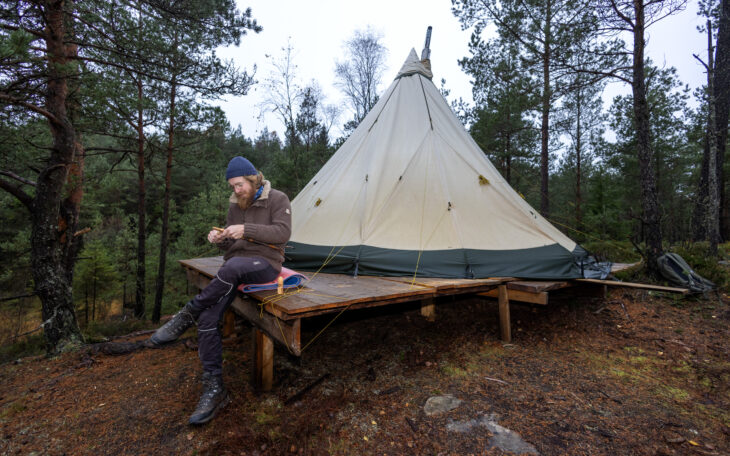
[
  {"xmin": 222, "ymin": 224, "xmax": 245, "ymax": 240},
  {"xmin": 207, "ymin": 229, "xmax": 222, "ymax": 244}
]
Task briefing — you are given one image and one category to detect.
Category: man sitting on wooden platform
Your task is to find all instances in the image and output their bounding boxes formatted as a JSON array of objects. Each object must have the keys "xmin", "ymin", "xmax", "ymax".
[{"xmin": 149, "ymin": 156, "xmax": 292, "ymax": 425}]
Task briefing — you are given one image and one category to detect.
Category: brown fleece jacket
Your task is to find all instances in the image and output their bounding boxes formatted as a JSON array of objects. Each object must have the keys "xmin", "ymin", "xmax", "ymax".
[{"xmin": 217, "ymin": 180, "xmax": 292, "ymax": 272}]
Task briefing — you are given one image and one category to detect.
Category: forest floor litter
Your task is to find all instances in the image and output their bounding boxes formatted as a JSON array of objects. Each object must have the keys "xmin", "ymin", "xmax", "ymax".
[{"xmin": 1, "ymin": 289, "xmax": 728, "ymax": 455}]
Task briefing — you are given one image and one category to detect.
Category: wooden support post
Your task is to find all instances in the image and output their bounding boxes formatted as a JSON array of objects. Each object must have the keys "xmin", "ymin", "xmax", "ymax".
[
  {"xmin": 420, "ymin": 297, "xmax": 435, "ymax": 321},
  {"xmin": 498, "ymin": 284, "xmax": 511, "ymax": 342},
  {"xmin": 222, "ymin": 308, "xmax": 236, "ymax": 338},
  {"xmin": 252, "ymin": 328, "xmax": 274, "ymax": 391}
]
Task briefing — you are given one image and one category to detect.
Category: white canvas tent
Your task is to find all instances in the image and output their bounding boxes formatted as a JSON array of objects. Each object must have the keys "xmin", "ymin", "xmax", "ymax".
[{"xmin": 284, "ymin": 49, "xmax": 586, "ymax": 279}]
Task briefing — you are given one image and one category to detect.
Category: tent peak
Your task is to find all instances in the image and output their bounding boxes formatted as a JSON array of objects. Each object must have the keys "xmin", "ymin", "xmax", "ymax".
[{"xmin": 396, "ymin": 48, "xmax": 433, "ymax": 80}]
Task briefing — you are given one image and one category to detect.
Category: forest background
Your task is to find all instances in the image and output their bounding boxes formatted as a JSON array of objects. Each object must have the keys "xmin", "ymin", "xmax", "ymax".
[{"xmin": 0, "ymin": 0, "xmax": 729, "ymax": 357}]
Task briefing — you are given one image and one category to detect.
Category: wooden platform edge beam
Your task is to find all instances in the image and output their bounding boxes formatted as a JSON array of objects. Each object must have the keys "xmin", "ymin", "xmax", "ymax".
[
  {"xmin": 230, "ymin": 298, "xmax": 302, "ymax": 356},
  {"xmin": 479, "ymin": 288, "xmax": 548, "ymax": 305},
  {"xmin": 185, "ymin": 267, "xmax": 210, "ymax": 291},
  {"xmin": 506, "ymin": 281, "xmax": 573, "ymax": 293},
  {"xmin": 574, "ymin": 278, "xmax": 690, "ymax": 295},
  {"xmin": 261, "ymin": 284, "xmax": 502, "ymax": 320},
  {"xmin": 184, "ymin": 265, "xmax": 302, "ymax": 355},
  {"xmin": 179, "ymin": 259, "xmax": 217, "ymax": 278}
]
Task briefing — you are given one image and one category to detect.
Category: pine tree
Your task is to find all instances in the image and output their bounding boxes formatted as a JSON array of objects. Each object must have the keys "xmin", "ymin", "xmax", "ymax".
[
  {"xmin": 554, "ymin": 71, "xmax": 606, "ymax": 233},
  {"xmin": 607, "ymin": 64, "xmax": 695, "ymax": 244},
  {"xmin": 453, "ymin": 0, "xmax": 623, "ymax": 217},
  {"xmin": 0, "ymin": 0, "xmax": 88, "ymax": 352},
  {"xmin": 597, "ymin": 0, "xmax": 687, "ymax": 276},
  {"xmin": 461, "ymin": 35, "xmax": 539, "ymax": 186},
  {"xmin": 150, "ymin": 0, "xmax": 260, "ymax": 323}
]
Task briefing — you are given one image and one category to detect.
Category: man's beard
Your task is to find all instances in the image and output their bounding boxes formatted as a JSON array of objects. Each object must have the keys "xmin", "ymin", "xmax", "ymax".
[{"xmin": 236, "ymin": 191, "xmax": 255, "ymax": 209}]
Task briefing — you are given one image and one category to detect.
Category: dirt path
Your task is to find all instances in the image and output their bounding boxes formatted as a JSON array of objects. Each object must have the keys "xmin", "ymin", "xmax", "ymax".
[{"xmin": 1, "ymin": 290, "xmax": 728, "ymax": 455}]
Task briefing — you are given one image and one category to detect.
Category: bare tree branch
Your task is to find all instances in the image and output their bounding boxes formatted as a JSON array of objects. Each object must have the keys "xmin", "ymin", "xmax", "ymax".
[
  {"xmin": 693, "ymin": 53, "xmax": 710, "ymax": 71},
  {"xmin": 0, "ymin": 177, "xmax": 33, "ymax": 209},
  {"xmin": 0, "ymin": 92, "xmax": 62, "ymax": 126},
  {"xmin": 0, "ymin": 170, "xmax": 36, "ymax": 186}
]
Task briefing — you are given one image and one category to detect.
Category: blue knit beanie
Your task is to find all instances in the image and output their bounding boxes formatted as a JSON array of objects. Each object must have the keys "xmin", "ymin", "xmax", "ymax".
[{"xmin": 226, "ymin": 156, "xmax": 257, "ymax": 180}]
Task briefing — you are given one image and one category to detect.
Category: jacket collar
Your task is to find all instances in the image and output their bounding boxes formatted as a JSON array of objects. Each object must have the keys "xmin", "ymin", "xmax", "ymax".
[{"xmin": 229, "ymin": 180, "xmax": 271, "ymax": 206}]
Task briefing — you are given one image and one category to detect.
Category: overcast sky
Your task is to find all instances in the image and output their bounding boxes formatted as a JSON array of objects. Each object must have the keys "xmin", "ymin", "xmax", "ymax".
[{"xmin": 217, "ymin": 0, "xmax": 709, "ymax": 140}]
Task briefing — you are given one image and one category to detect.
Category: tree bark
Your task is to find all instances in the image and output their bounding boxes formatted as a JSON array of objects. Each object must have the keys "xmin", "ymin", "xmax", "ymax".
[
  {"xmin": 84, "ymin": 282, "xmax": 89, "ymax": 326},
  {"xmin": 703, "ymin": 21, "xmax": 721, "ymax": 255},
  {"xmin": 92, "ymin": 271, "xmax": 97, "ymax": 322},
  {"xmin": 134, "ymin": 77, "xmax": 146, "ymax": 319},
  {"xmin": 540, "ymin": 0, "xmax": 552, "ymax": 217},
  {"xmin": 692, "ymin": 139, "xmax": 709, "ymax": 241},
  {"xmin": 30, "ymin": 0, "xmax": 85, "ymax": 353},
  {"xmin": 505, "ymin": 136, "xmax": 512, "ymax": 185},
  {"xmin": 575, "ymin": 91, "xmax": 583, "ymax": 232},
  {"xmin": 153, "ymin": 76, "xmax": 177, "ymax": 324},
  {"xmin": 715, "ymin": 0, "xmax": 730, "ymax": 240},
  {"xmin": 506, "ymin": 87, "xmax": 513, "ymax": 185},
  {"xmin": 632, "ymin": 0, "xmax": 663, "ymax": 275}
]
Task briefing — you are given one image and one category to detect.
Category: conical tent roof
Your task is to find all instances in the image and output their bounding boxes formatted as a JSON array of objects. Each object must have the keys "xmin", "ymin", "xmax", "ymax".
[{"xmin": 284, "ymin": 49, "xmax": 585, "ymax": 279}]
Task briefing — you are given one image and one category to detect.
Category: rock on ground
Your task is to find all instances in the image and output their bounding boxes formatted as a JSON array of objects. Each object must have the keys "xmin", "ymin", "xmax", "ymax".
[
  {"xmin": 447, "ymin": 413, "xmax": 540, "ymax": 455},
  {"xmin": 423, "ymin": 395, "xmax": 463, "ymax": 416}
]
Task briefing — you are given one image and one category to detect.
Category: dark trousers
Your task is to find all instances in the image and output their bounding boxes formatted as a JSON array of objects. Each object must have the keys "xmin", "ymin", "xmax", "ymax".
[{"xmin": 190, "ymin": 256, "xmax": 278, "ymax": 376}]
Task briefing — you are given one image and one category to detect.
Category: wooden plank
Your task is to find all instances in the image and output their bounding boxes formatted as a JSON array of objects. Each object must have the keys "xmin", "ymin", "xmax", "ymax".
[
  {"xmin": 498, "ymin": 285, "xmax": 511, "ymax": 342},
  {"xmin": 185, "ymin": 266, "xmax": 209, "ymax": 291},
  {"xmin": 181, "ymin": 258, "xmax": 506, "ymax": 319},
  {"xmin": 249, "ymin": 274, "xmax": 435, "ymax": 316},
  {"xmin": 179, "ymin": 257, "xmax": 224, "ymax": 278},
  {"xmin": 274, "ymin": 293, "xmax": 441, "ymax": 320},
  {"xmin": 420, "ymin": 297, "xmax": 435, "ymax": 322},
  {"xmin": 380, "ymin": 276, "xmax": 505, "ymax": 291},
  {"xmin": 480, "ymin": 288, "xmax": 548, "ymax": 305},
  {"xmin": 252, "ymin": 329, "xmax": 274, "ymax": 391},
  {"xmin": 230, "ymin": 298, "xmax": 301, "ymax": 355},
  {"xmin": 180, "ymin": 257, "xmax": 508, "ymax": 293},
  {"xmin": 575, "ymin": 278, "xmax": 689, "ymax": 294},
  {"xmin": 255, "ymin": 282, "xmax": 504, "ymax": 319},
  {"xmin": 506, "ymin": 280, "xmax": 572, "ymax": 293}
]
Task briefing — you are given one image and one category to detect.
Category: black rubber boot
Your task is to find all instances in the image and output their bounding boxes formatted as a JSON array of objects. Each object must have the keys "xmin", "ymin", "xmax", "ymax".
[
  {"xmin": 149, "ymin": 301, "xmax": 198, "ymax": 345},
  {"xmin": 188, "ymin": 371, "xmax": 230, "ymax": 425}
]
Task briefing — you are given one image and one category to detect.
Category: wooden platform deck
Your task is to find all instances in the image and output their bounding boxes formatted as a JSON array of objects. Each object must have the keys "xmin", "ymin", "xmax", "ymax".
[
  {"xmin": 180, "ymin": 257, "xmax": 513, "ymax": 390},
  {"xmin": 178, "ymin": 257, "xmax": 684, "ymax": 391},
  {"xmin": 180, "ymin": 257, "xmax": 506, "ymax": 320}
]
